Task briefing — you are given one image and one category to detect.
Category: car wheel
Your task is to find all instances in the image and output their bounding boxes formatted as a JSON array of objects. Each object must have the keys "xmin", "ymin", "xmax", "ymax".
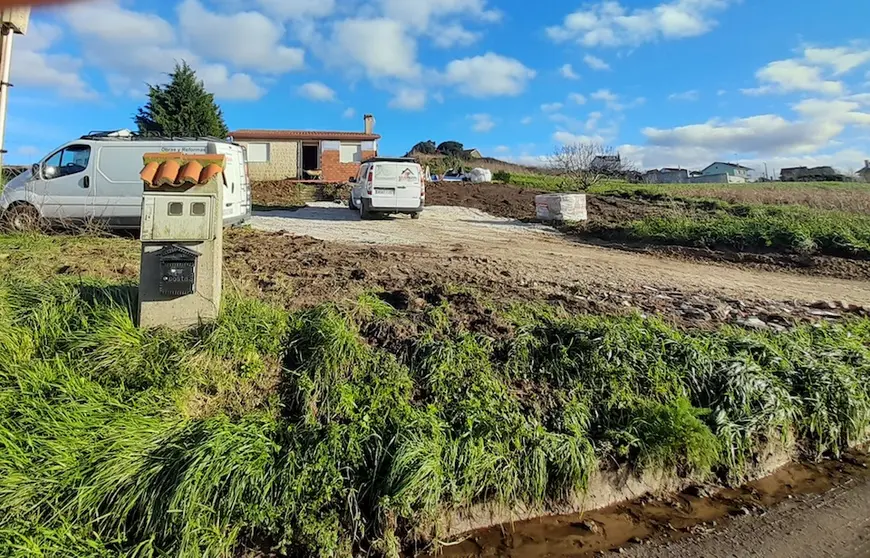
[
  {"xmin": 411, "ymin": 212, "xmax": 421, "ymax": 220},
  {"xmin": 4, "ymin": 203, "xmax": 42, "ymax": 232},
  {"xmin": 348, "ymin": 195, "xmax": 357, "ymax": 210}
]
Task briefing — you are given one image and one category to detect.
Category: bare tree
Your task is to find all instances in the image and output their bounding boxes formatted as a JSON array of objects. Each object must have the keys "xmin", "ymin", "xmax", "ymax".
[{"xmin": 547, "ymin": 143, "xmax": 634, "ymax": 191}]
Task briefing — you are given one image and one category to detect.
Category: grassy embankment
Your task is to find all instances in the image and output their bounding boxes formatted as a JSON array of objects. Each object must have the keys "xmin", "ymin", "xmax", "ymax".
[
  {"xmin": 495, "ymin": 174, "xmax": 870, "ymax": 258},
  {"xmin": 1, "ymin": 233, "xmax": 870, "ymax": 556}
]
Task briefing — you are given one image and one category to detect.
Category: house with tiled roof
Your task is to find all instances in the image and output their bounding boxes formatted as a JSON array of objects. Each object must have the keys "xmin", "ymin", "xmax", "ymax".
[{"xmin": 229, "ymin": 115, "xmax": 380, "ymax": 182}]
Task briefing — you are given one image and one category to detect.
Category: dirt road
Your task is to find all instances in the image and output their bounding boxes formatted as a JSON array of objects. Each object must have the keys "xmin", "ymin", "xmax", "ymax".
[
  {"xmin": 249, "ymin": 203, "xmax": 870, "ymax": 306},
  {"xmin": 625, "ymin": 475, "xmax": 870, "ymax": 557},
  {"xmin": 436, "ymin": 453, "xmax": 870, "ymax": 558}
]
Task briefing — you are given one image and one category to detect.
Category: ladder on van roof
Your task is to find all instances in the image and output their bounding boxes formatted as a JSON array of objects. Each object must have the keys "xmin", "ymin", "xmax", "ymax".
[{"xmin": 79, "ymin": 129, "xmax": 234, "ymax": 144}]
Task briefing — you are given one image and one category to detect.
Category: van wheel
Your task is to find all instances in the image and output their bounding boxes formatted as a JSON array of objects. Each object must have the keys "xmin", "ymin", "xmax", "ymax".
[
  {"xmin": 411, "ymin": 212, "xmax": 421, "ymax": 220},
  {"xmin": 4, "ymin": 203, "xmax": 42, "ymax": 232},
  {"xmin": 359, "ymin": 200, "xmax": 373, "ymax": 220},
  {"xmin": 348, "ymin": 195, "xmax": 357, "ymax": 210}
]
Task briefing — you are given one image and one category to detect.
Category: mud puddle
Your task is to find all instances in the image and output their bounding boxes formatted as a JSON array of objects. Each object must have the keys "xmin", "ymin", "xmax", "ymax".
[{"xmin": 426, "ymin": 451, "xmax": 870, "ymax": 557}]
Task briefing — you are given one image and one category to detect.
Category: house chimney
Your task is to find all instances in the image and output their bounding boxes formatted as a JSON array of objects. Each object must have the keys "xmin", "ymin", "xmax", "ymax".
[
  {"xmin": 364, "ymin": 114, "xmax": 375, "ymax": 135},
  {"xmin": 865, "ymin": 159, "xmax": 870, "ymax": 169}
]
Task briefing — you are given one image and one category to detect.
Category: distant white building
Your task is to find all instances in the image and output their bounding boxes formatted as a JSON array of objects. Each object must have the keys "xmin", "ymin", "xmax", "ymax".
[{"xmin": 691, "ymin": 161, "xmax": 753, "ymax": 184}]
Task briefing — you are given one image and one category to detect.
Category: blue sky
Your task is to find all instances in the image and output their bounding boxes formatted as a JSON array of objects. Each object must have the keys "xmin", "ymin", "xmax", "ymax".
[{"xmin": 7, "ymin": 0, "xmax": 870, "ymax": 175}]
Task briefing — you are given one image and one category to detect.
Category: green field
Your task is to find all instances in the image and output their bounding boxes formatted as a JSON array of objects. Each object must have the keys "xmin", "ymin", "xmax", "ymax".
[
  {"xmin": 490, "ymin": 174, "xmax": 870, "ymax": 257},
  {"xmin": 1, "ymin": 234, "xmax": 870, "ymax": 556}
]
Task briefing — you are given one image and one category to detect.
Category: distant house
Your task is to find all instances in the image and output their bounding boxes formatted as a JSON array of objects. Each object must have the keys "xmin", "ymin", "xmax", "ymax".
[
  {"xmin": 229, "ymin": 114, "xmax": 380, "ymax": 182},
  {"xmin": 856, "ymin": 160, "xmax": 870, "ymax": 182},
  {"xmin": 644, "ymin": 167, "xmax": 689, "ymax": 184},
  {"xmin": 463, "ymin": 148, "xmax": 483, "ymax": 159},
  {"xmin": 780, "ymin": 166, "xmax": 840, "ymax": 182},
  {"xmin": 591, "ymin": 154, "xmax": 621, "ymax": 170}
]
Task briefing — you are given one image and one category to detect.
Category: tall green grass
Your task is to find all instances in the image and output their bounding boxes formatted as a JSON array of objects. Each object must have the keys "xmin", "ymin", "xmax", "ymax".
[
  {"xmin": 1, "ymin": 277, "xmax": 869, "ymax": 556},
  {"xmin": 624, "ymin": 205, "xmax": 870, "ymax": 257}
]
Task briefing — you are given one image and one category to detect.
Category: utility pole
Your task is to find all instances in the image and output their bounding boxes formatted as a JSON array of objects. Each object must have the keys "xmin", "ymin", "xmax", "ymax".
[
  {"xmin": 0, "ymin": 7, "xmax": 30, "ymax": 173},
  {"xmin": 764, "ymin": 162, "xmax": 769, "ymax": 180}
]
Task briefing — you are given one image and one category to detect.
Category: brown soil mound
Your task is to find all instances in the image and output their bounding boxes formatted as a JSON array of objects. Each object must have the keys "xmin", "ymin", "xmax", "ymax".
[
  {"xmin": 252, "ymin": 180, "xmax": 350, "ymax": 208},
  {"xmin": 223, "ymin": 229, "xmax": 869, "ymax": 329}
]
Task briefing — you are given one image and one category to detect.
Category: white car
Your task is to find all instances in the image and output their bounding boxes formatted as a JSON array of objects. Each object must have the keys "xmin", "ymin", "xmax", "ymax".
[
  {"xmin": 348, "ymin": 157, "xmax": 425, "ymax": 220},
  {"xmin": 0, "ymin": 130, "xmax": 252, "ymax": 230}
]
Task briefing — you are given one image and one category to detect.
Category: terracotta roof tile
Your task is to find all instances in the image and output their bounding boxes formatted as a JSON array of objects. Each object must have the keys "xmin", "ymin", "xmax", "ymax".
[
  {"xmin": 229, "ymin": 129, "xmax": 381, "ymax": 141},
  {"xmin": 140, "ymin": 153, "xmax": 226, "ymax": 188}
]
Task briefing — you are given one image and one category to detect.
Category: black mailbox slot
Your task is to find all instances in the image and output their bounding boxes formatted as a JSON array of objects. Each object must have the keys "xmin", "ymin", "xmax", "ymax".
[{"xmin": 155, "ymin": 244, "xmax": 199, "ymax": 297}]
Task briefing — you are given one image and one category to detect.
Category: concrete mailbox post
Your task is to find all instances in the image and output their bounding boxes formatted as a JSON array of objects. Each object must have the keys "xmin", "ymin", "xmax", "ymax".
[{"xmin": 138, "ymin": 153, "xmax": 226, "ymax": 329}]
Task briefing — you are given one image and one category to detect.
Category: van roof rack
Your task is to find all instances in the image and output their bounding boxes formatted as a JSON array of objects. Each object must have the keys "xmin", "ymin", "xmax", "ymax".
[
  {"xmin": 362, "ymin": 156, "xmax": 417, "ymax": 164},
  {"xmin": 79, "ymin": 129, "xmax": 234, "ymax": 143}
]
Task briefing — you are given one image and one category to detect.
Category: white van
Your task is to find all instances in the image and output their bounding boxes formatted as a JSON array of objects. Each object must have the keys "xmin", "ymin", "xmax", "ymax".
[
  {"xmin": 0, "ymin": 130, "xmax": 252, "ymax": 230},
  {"xmin": 348, "ymin": 157, "xmax": 424, "ymax": 220}
]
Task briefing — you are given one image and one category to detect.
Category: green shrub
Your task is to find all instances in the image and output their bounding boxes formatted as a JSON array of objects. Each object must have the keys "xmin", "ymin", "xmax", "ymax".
[{"xmin": 492, "ymin": 170, "xmax": 511, "ymax": 182}]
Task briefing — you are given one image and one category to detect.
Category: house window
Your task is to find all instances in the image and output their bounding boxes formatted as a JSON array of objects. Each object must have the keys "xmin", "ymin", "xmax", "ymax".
[
  {"xmin": 340, "ymin": 143, "xmax": 362, "ymax": 164},
  {"xmin": 246, "ymin": 143, "xmax": 270, "ymax": 163}
]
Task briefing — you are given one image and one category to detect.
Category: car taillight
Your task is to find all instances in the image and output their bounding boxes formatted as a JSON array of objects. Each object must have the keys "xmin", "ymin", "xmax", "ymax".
[
  {"xmin": 420, "ymin": 178, "xmax": 425, "ymax": 198},
  {"xmin": 367, "ymin": 168, "xmax": 374, "ymax": 194}
]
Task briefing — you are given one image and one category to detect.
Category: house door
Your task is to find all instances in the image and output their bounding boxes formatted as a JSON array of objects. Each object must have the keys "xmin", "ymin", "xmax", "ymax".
[{"xmin": 302, "ymin": 144, "xmax": 319, "ymax": 172}]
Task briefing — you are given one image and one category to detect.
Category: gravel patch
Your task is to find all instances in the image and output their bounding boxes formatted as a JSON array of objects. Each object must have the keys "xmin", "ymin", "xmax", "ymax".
[{"xmin": 249, "ymin": 202, "xmax": 557, "ymax": 246}]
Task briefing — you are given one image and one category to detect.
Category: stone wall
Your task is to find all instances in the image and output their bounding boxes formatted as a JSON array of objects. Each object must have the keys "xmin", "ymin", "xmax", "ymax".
[{"xmin": 241, "ymin": 140, "xmax": 298, "ymax": 181}]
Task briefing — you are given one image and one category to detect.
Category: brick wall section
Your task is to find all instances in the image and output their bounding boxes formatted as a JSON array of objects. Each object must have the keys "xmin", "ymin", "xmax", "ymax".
[
  {"xmin": 321, "ymin": 150, "xmax": 376, "ymax": 182},
  {"xmin": 240, "ymin": 140, "xmax": 298, "ymax": 181}
]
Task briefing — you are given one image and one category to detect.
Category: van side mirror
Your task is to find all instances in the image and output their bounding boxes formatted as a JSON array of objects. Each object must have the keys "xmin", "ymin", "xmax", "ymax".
[
  {"xmin": 349, "ymin": 176, "xmax": 356, "ymax": 182},
  {"xmin": 31, "ymin": 163, "xmax": 39, "ymax": 177},
  {"xmin": 43, "ymin": 166, "xmax": 57, "ymax": 179}
]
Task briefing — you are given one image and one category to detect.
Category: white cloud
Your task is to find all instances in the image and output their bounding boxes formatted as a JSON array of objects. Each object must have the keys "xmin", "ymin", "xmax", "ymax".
[
  {"xmin": 432, "ymin": 24, "xmax": 480, "ymax": 48},
  {"xmin": 60, "ymin": 0, "xmax": 268, "ymax": 100},
  {"xmin": 389, "ymin": 88, "xmax": 426, "ymax": 110},
  {"xmin": 792, "ymin": 98, "xmax": 870, "ymax": 126},
  {"xmin": 541, "ymin": 102, "xmax": 564, "ymax": 112},
  {"xmin": 803, "ymin": 46, "xmax": 870, "ymax": 76},
  {"xmin": 63, "ymin": 0, "xmax": 174, "ymax": 45},
  {"xmin": 494, "ymin": 145, "xmax": 510, "ymax": 153},
  {"xmin": 717, "ymin": 89, "xmax": 726, "ymax": 96},
  {"xmin": 377, "ymin": 0, "xmax": 499, "ymax": 50},
  {"xmin": 668, "ymin": 89, "xmax": 699, "ymax": 101},
  {"xmin": 443, "ymin": 52, "xmax": 536, "ymax": 97},
  {"xmin": 744, "ymin": 59, "xmax": 843, "ymax": 96},
  {"xmin": 591, "ymin": 88, "xmax": 618, "ymax": 103},
  {"xmin": 643, "ymin": 114, "xmax": 845, "ymax": 155},
  {"xmin": 520, "ymin": 116, "xmax": 533, "ymax": 125},
  {"xmin": 583, "ymin": 54, "xmax": 611, "ymax": 71},
  {"xmin": 560, "ymin": 63, "xmax": 580, "ymax": 80},
  {"xmin": 589, "ymin": 89, "xmax": 644, "ymax": 111},
  {"xmin": 343, "ymin": 107, "xmax": 356, "ymax": 118},
  {"xmin": 469, "ymin": 113, "xmax": 495, "ymax": 132},
  {"xmin": 176, "ymin": 0, "xmax": 305, "ymax": 74},
  {"xmin": 256, "ymin": 0, "xmax": 337, "ymax": 20},
  {"xmin": 379, "ymin": 0, "xmax": 501, "ymax": 29},
  {"xmin": 328, "ymin": 18, "xmax": 420, "ymax": 80},
  {"xmin": 547, "ymin": 0, "xmax": 734, "ymax": 48},
  {"xmin": 12, "ymin": 22, "xmax": 96, "ymax": 100},
  {"xmin": 553, "ymin": 131, "xmax": 606, "ymax": 145},
  {"xmin": 298, "ymin": 81, "xmax": 336, "ymax": 101},
  {"xmin": 195, "ymin": 63, "xmax": 265, "ymax": 100},
  {"xmin": 568, "ymin": 93, "xmax": 587, "ymax": 105}
]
